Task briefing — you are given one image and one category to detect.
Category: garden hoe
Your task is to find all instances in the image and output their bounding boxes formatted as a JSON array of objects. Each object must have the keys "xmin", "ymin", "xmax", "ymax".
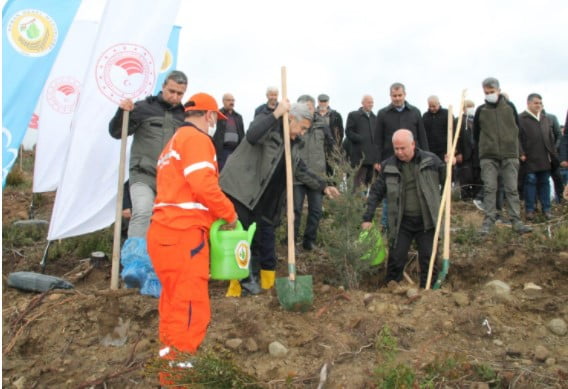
[{"xmin": 275, "ymin": 66, "xmax": 313, "ymax": 312}]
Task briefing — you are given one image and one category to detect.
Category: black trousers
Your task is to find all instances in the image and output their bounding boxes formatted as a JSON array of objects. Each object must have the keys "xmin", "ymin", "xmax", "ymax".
[
  {"xmin": 457, "ymin": 161, "xmax": 482, "ymax": 200},
  {"xmin": 229, "ymin": 197, "xmax": 277, "ymax": 274},
  {"xmin": 293, "ymin": 184, "xmax": 323, "ymax": 246},
  {"xmin": 354, "ymin": 164, "xmax": 375, "ymax": 190},
  {"xmin": 387, "ymin": 216, "xmax": 437, "ymax": 288}
]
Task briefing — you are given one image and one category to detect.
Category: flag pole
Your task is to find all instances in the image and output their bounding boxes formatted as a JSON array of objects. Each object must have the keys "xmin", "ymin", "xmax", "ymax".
[{"xmin": 110, "ymin": 110, "xmax": 129, "ymax": 289}]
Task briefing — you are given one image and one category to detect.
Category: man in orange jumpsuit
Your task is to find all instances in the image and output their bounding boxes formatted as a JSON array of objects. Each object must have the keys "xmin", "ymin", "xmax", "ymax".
[{"xmin": 147, "ymin": 93, "xmax": 237, "ymax": 378}]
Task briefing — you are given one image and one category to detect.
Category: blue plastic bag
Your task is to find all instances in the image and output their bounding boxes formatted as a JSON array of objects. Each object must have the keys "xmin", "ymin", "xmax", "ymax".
[
  {"xmin": 120, "ymin": 237, "xmax": 161, "ymax": 297},
  {"xmin": 140, "ymin": 271, "xmax": 162, "ymax": 297}
]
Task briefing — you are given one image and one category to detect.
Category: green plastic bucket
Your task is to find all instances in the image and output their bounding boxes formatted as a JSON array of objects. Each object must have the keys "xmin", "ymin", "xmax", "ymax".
[
  {"xmin": 358, "ymin": 226, "xmax": 387, "ymax": 266},
  {"xmin": 210, "ymin": 219, "xmax": 256, "ymax": 280}
]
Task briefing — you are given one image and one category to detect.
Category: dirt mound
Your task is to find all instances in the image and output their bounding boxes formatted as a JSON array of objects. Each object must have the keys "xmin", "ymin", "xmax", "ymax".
[{"xmin": 2, "ymin": 174, "xmax": 568, "ymax": 388}]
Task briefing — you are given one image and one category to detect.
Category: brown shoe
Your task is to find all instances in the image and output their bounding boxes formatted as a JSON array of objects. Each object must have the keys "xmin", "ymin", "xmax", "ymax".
[{"xmin": 525, "ymin": 211, "xmax": 535, "ymax": 221}]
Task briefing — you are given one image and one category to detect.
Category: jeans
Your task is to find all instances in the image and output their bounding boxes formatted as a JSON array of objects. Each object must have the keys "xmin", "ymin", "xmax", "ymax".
[
  {"xmin": 293, "ymin": 184, "xmax": 323, "ymax": 246},
  {"xmin": 380, "ymin": 199, "xmax": 388, "ymax": 229},
  {"xmin": 524, "ymin": 171, "xmax": 551, "ymax": 212},
  {"xmin": 387, "ymin": 216, "xmax": 437, "ymax": 288},
  {"xmin": 480, "ymin": 158, "xmax": 522, "ymax": 224},
  {"xmin": 128, "ymin": 181, "xmax": 155, "ymax": 238},
  {"xmin": 560, "ymin": 168, "xmax": 568, "ymax": 186}
]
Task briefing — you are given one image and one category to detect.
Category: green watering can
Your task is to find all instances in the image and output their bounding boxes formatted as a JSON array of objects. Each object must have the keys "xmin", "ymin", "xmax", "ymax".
[
  {"xmin": 358, "ymin": 225, "xmax": 387, "ymax": 266},
  {"xmin": 209, "ymin": 219, "xmax": 256, "ymax": 280}
]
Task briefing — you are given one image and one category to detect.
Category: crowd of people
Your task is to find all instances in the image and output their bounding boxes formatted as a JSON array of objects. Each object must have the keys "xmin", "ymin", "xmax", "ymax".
[{"xmin": 109, "ymin": 71, "xmax": 567, "ymax": 382}]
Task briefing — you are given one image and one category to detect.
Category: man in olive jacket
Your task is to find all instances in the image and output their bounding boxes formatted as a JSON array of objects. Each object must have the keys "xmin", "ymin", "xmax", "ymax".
[
  {"xmin": 109, "ymin": 70, "xmax": 187, "ymax": 238},
  {"xmin": 221, "ymin": 101, "xmax": 339, "ymax": 296},
  {"xmin": 473, "ymin": 77, "xmax": 531, "ymax": 234},
  {"xmin": 362, "ymin": 129, "xmax": 443, "ymax": 288}
]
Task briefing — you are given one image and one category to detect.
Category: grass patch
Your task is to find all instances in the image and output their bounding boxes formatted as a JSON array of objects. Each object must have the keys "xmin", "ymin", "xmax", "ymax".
[
  {"xmin": 146, "ymin": 350, "xmax": 261, "ymax": 388},
  {"xmin": 373, "ymin": 327, "xmax": 502, "ymax": 388},
  {"xmin": 2, "ymin": 222, "xmax": 47, "ymax": 248},
  {"xmin": 48, "ymin": 227, "xmax": 114, "ymax": 260}
]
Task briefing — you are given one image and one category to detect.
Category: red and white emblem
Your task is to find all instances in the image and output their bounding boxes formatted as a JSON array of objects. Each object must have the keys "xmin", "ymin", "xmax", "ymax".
[
  {"xmin": 95, "ymin": 43, "xmax": 155, "ymax": 104},
  {"xmin": 46, "ymin": 76, "xmax": 81, "ymax": 114}
]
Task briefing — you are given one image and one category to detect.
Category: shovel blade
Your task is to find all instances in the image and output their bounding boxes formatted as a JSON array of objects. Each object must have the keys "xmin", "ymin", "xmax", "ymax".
[{"xmin": 275, "ymin": 275, "xmax": 313, "ymax": 312}]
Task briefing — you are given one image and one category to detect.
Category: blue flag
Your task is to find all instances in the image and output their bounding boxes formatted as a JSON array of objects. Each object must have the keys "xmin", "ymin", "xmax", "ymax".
[
  {"xmin": 2, "ymin": 0, "xmax": 82, "ymax": 188},
  {"xmin": 153, "ymin": 25, "xmax": 181, "ymax": 94}
]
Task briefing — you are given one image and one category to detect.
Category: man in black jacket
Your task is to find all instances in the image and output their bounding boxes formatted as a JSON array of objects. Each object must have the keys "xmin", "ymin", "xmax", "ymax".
[
  {"xmin": 345, "ymin": 94, "xmax": 378, "ymax": 189},
  {"xmin": 315, "ymin": 93, "xmax": 344, "ymax": 147},
  {"xmin": 213, "ymin": 93, "xmax": 245, "ymax": 171},
  {"xmin": 376, "ymin": 83, "xmax": 429, "ymax": 168},
  {"xmin": 455, "ymin": 100, "xmax": 482, "ymax": 200},
  {"xmin": 422, "ymin": 95, "xmax": 450, "ymax": 162},
  {"xmin": 109, "ymin": 70, "xmax": 187, "ymax": 238},
  {"xmin": 254, "ymin": 86, "xmax": 279, "ymax": 117}
]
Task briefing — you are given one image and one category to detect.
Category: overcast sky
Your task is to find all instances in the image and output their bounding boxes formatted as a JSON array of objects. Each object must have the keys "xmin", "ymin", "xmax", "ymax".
[{"xmin": 78, "ymin": 0, "xmax": 568, "ymax": 129}]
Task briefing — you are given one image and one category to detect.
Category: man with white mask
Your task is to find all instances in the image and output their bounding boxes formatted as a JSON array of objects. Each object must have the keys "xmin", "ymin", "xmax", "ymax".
[
  {"xmin": 473, "ymin": 77, "xmax": 532, "ymax": 235},
  {"xmin": 456, "ymin": 100, "xmax": 482, "ymax": 201}
]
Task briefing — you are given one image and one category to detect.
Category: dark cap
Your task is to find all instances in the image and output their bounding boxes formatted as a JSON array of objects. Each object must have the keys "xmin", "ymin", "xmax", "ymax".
[{"xmin": 317, "ymin": 93, "xmax": 329, "ymax": 102}]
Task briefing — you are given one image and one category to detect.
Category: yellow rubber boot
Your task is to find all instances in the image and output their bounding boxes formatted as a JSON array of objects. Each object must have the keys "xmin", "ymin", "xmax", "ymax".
[
  {"xmin": 226, "ymin": 280, "xmax": 242, "ymax": 297},
  {"xmin": 260, "ymin": 270, "xmax": 276, "ymax": 290}
]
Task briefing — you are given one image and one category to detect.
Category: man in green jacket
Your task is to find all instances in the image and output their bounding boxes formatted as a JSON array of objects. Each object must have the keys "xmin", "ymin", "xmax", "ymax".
[
  {"xmin": 473, "ymin": 77, "xmax": 532, "ymax": 234},
  {"xmin": 362, "ymin": 129, "xmax": 443, "ymax": 288}
]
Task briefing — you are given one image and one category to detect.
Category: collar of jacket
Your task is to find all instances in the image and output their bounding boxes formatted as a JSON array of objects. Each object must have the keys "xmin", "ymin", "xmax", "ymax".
[
  {"xmin": 148, "ymin": 92, "xmax": 181, "ymax": 111},
  {"xmin": 521, "ymin": 110, "xmax": 540, "ymax": 121},
  {"xmin": 383, "ymin": 148, "xmax": 433, "ymax": 173},
  {"xmin": 358, "ymin": 107, "xmax": 374, "ymax": 116},
  {"xmin": 484, "ymin": 95, "xmax": 506, "ymax": 108},
  {"xmin": 387, "ymin": 102, "xmax": 410, "ymax": 112},
  {"xmin": 220, "ymin": 107, "xmax": 239, "ymax": 116}
]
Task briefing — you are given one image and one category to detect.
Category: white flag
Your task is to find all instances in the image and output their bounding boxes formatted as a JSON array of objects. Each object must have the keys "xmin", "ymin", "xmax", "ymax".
[
  {"xmin": 33, "ymin": 20, "xmax": 98, "ymax": 193},
  {"xmin": 48, "ymin": 0, "xmax": 180, "ymax": 240}
]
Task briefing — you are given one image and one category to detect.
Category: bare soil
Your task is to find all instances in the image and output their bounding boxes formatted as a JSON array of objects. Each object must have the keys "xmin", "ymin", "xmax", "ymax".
[{"xmin": 2, "ymin": 164, "xmax": 568, "ymax": 388}]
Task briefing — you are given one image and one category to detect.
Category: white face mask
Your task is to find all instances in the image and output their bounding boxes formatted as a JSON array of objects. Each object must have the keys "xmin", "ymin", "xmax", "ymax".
[
  {"xmin": 208, "ymin": 123, "xmax": 217, "ymax": 137},
  {"xmin": 485, "ymin": 93, "xmax": 499, "ymax": 104},
  {"xmin": 207, "ymin": 113, "xmax": 217, "ymax": 137},
  {"xmin": 466, "ymin": 107, "xmax": 475, "ymax": 116}
]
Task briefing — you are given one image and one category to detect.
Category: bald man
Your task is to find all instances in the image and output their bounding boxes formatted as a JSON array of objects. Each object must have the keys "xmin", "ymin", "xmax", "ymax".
[
  {"xmin": 213, "ymin": 93, "xmax": 245, "ymax": 171},
  {"xmin": 362, "ymin": 129, "xmax": 444, "ymax": 288},
  {"xmin": 422, "ymin": 95, "xmax": 451, "ymax": 162}
]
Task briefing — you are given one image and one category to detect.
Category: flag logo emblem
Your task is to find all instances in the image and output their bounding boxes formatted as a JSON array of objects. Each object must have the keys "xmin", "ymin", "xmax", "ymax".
[
  {"xmin": 234, "ymin": 241, "xmax": 251, "ymax": 269},
  {"xmin": 6, "ymin": 9, "xmax": 58, "ymax": 57},
  {"xmin": 95, "ymin": 43, "xmax": 155, "ymax": 104},
  {"xmin": 46, "ymin": 76, "xmax": 81, "ymax": 114},
  {"xmin": 159, "ymin": 48, "xmax": 173, "ymax": 73}
]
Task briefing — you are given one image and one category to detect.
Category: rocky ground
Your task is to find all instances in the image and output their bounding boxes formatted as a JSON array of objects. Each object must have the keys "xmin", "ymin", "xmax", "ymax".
[{"xmin": 2, "ymin": 160, "xmax": 568, "ymax": 388}]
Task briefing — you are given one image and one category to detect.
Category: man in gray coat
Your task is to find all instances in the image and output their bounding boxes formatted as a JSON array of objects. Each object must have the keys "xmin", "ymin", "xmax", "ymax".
[{"xmin": 221, "ymin": 100, "xmax": 339, "ymax": 296}]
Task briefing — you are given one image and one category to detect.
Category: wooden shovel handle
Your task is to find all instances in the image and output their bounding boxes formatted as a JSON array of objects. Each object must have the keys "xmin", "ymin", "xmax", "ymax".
[
  {"xmin": 111, "ymin": 110, "xmax": 129, "ymax": 290},
  {"xmin": 425, "ymin": 90, "xmax": 466, "ymax": 289},
  {"xmin": 281, "ymin": 66, "xmax": 296, "ymax": 281}
]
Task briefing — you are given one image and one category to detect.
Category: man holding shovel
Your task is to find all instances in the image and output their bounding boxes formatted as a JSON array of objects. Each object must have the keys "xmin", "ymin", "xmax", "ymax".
[
  {"xmin": 221, "ymin": 100, "xmax": 340, "ymax": 296},
  {"xmin": 362, "ymin": 129, "xmax": 444, "ymax": 288}
]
